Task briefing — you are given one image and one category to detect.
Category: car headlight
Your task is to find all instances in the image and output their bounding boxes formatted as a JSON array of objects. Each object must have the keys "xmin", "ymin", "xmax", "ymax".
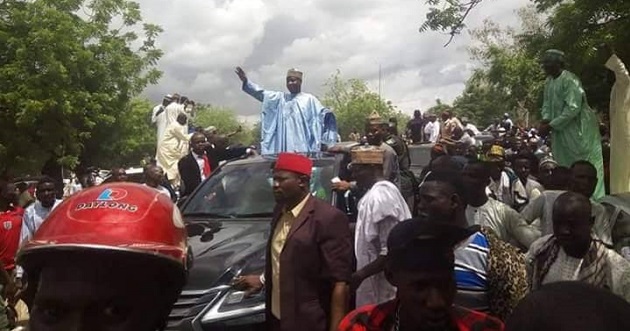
[{"xmin": 200, "ymin": 288, "xmax": 266, "ymax": 325}]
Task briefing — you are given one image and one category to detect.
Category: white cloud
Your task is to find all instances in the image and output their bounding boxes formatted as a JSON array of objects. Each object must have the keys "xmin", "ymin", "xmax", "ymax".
[{"xmin": 137, "ymin": 0, "xmax": 530, "ymax": 118}]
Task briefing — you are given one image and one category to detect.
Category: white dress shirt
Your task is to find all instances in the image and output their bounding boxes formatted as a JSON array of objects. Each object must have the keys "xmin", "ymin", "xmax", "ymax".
[{"xmin": 17, "ymin": 199, "xmax": 62, "ymax": 277}]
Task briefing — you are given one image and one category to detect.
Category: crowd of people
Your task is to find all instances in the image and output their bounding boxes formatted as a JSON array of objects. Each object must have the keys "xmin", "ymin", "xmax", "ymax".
[
  {"xmin": 0, "ymin": 46, "xmax": 628, "ymax": 331},
  {"xmin": 232, "ymin": 47, "xmax": 630, "ymax": 331}
]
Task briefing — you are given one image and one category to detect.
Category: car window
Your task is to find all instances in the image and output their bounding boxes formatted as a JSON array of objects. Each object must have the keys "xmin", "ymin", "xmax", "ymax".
[{"xmin": 183, "ymin": 159, "xmax": 335, "ymax": 219}]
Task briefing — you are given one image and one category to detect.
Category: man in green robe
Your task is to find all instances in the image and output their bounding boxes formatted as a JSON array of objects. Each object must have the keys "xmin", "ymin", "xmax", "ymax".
[{"xmin": 539, "ymin": 49, "xmax": 605, "ymax": 200}]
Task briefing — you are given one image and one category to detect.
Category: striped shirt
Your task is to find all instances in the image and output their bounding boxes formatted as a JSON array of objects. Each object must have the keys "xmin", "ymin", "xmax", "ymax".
[{"xmin": 455, "ymin": 231, "xmax": 490, "ymax": 313}]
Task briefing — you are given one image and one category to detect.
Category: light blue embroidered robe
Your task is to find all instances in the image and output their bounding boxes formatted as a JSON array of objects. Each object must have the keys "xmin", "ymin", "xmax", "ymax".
[{"xmin": 243, "ymin": 81, "xmax": 337, "ymax": 154}]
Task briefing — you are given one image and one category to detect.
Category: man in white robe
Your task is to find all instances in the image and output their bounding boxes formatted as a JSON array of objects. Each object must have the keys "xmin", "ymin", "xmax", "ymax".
[
  {"xmin": 156, "ymin": 114, "xmax": 191, "ymax": 188},
  {"xmin": 603, "ymin": 46, "xmax": 630, "ymax": 194},
  {"xmin": 164, "ymin": 94, "xmax": 185, "ymax": 129},
  {"xmin": 424, "ymin": 115, "xmax": 440, "ymax": 143},
  {"xmin": 235, "ymin": 67, "xmax": 337, "ymax": 154},
  {"xmin": 349, "ymin": 146, "xmax": 411, "ymax": 307},
  {"xmin": 151, "ymin": 95, "xmax": 171, "ymax": 147}
]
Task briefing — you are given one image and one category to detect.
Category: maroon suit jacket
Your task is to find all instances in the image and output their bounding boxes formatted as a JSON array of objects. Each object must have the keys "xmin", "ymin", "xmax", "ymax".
[{"xmin": 264, "ymin": 195, "xmax": 353, "ymax": 331}]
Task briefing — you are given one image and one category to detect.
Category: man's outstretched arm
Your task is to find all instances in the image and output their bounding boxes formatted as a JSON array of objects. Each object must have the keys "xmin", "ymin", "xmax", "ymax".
[{"xmin": 236, "ymin": 66, "xmax": 266, "ymax": 102}]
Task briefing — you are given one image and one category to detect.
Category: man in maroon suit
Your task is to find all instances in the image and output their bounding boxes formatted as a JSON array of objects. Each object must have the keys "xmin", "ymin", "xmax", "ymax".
[{"xmin": 233, "ymin": 153, "xmax": 353, "ymax": 331}]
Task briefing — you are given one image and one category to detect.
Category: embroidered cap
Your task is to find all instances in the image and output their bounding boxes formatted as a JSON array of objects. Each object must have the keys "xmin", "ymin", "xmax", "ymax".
[
  {"xmin": 351, "ymin": 146, "xmax": 385, "ymax": 165},
  {"xmin": 286, "ymin": 68, "xmax": 303, "ymax": 80}
]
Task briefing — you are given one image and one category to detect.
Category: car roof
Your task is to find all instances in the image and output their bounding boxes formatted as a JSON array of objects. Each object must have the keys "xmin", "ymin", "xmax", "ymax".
[
  {"xmin": 224, "ymin": 142, "xmax": 359, "ymax": 166},
  {"xmin": 226, "ymin": 153, "xmax": 338, "ymax": 166}
]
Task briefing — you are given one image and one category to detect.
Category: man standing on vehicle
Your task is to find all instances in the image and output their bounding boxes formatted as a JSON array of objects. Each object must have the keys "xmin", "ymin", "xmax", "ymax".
[
  {"xmin": 406, "ymin": 110, "xmax": 425, "ymax": 144},
  {"xmin": 235, "ymin": 67, "xmax": 338, "ymax": 154},
  {"xmin": 151, "ymin": 94, "xmax": 172, "ymax": 147},
  {"xmin": 233, "ymin": 153, "xmax": 353, "ymax": 331},
  {"xmin": 601, "ymin": 44, "xmax": 630, "ymax": 195},
  {"xmin": 538, "ymin": 49, "xmax": 605, "ymax": 200}
]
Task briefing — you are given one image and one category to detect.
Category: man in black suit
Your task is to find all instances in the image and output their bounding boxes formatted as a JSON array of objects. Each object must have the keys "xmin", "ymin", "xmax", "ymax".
[
  {"xmin": 180, "ymin": 129, "xmax": 257, "ymax": 197},
  {"xmin": 178, "ymin": 132, "xmax": 212, "ymax": 198}
]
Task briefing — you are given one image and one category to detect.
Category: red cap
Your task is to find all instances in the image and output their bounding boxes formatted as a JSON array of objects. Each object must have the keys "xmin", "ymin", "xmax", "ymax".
[
  {"xmin": 274, "ymin": 153, "xmax": 313, "ymax": 176},
  {"xmin": 18, "ymin": 183, "xmax": 188, "ymax": 269}
]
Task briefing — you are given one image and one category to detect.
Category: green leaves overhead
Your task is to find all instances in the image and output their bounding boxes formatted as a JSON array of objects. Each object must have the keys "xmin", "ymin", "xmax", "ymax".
[
  {"xmin": 421, "ymin": 1, "xmax": 629, "ymax": 127},
  {"xmin": 0, "ymin": 0, "xmax": 162, "ymax": 176}
]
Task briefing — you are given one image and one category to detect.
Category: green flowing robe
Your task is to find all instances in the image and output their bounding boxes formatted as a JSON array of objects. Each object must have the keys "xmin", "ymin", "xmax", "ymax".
[{"xmin": 542, "ymin": 70, "xmax": 605, "ymax": 200}]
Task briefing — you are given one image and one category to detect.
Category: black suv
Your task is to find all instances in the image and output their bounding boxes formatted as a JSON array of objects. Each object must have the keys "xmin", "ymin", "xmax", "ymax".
[{"xmin": 167, "ymin": 150, "xmax": 357, "ymax": 331}]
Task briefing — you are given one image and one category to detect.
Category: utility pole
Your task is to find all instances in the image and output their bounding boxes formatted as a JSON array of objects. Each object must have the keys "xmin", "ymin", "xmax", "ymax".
[{"xmin": 378, "ymin": 64, "xmax": 382, "ymax": 99}]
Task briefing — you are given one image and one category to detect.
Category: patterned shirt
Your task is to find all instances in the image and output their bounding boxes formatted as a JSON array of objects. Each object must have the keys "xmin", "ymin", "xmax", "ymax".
[{"xmin": 338, "ymin": 300, "xmax": 504, "ymax": 331}]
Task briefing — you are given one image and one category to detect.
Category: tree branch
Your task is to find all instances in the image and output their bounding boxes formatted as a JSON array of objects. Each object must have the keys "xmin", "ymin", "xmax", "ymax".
[{"xmin": 444, "ymin": 0, "xmax": 483, "ymax": 47}]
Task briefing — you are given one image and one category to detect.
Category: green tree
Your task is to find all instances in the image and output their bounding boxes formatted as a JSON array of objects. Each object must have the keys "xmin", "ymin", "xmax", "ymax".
[
  {"xmin": 250, "ymin": 121, "xmax": 261, "ymax": 147},
  {"xmin": 427, "ymin": 2, "xmax": 629, "ymax": 129},
  {"xmin": 0, "ymin": 0, "xmax": 162, "ymax": 177},
  {"xmin": 322, "ymin": 71, "xmax": 405, "ymax": 138},
  {"xmin": 453, "ymin": 71, "xmax": 511, "ymax": 127},
  {"xmin": 102, "ymin": 98, "xmax": 156, "ymax": 168},
  {"xmin": 419, "ymin": 0, "xmax": 630, "ymax": 67},
  {"xmin": 452, "ymin": 10, "xmax": 546, "ymax": 127},
  {"xmin": 424, "ymin": 98, "xmax": 452, "ymax": 116},
  {"xmin": 193, "ymin": 104, "xmax": 253, "ymax": 145}
]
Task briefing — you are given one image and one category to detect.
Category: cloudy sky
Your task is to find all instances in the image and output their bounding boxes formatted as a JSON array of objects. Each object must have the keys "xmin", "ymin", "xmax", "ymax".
[{"xmin": 137, "ymin": 0, "xmax": 530, "ymax": 122}]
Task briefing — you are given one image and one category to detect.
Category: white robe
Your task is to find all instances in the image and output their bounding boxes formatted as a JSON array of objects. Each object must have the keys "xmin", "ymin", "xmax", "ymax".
[
  {"xmin": 606, "ymin": 55, "xmax": 630, "ymax": 194},
  {"xmin": 424, "ymin": 121, "xmax": 440, "ymax": 143},
  {"xmin": 164, "ymin": 101, "xmax": 185, "ymax": 128},
  {"xmin": 152, "ymin": 104, "xmax": 167, "ymax": 144},
  {"xmin": 156, "ymin": 122, "xmax": 190, "ymax": 186},
  {"xmin": 355, "ymin": 181, "xmax": 411, "ymax": 307}
]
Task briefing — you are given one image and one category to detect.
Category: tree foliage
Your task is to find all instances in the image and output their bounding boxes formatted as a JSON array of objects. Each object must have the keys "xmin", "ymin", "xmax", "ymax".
[
  {"xmin": 425, "ymin": 2, "xmax": 630, "ymax": 128},
  {"xmin": 424, "ymin": 98, "xmax": 453, "ymax": 116},
  {"xmin": 452, "ymin": 72, "xmax": 509, "ymax": 126},
  {"xmin": 322, "ymin": 71, "xmax": 409, "ymax": 139},
  {"xmin": 100, "ymin": 98, "xmax": 156, "ymax": 168},
  {"xmin": 0, "ymin": 0, "xmax": 162, "ymax": 177},
  {"xmin": 452, "ymin": 10, "xmax": 546, "ymax": 127}
]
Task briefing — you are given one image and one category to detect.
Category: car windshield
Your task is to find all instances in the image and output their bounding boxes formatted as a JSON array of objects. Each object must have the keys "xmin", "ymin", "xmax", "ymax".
[{"xmin": 182, "ymin": 158, "xmax": 335, "ymax": 219}]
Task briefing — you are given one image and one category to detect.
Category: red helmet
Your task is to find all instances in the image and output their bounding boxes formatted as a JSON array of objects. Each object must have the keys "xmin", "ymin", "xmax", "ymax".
[{"xmin": 18, "ymin": 183, "xmax": 188, "ymax": 271}]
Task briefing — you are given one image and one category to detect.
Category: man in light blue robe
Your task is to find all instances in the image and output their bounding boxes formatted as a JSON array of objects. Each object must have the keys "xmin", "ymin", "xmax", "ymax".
[{"xmin": 236, "ymin": 67, "xmax": 337, "ymax": 155}]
